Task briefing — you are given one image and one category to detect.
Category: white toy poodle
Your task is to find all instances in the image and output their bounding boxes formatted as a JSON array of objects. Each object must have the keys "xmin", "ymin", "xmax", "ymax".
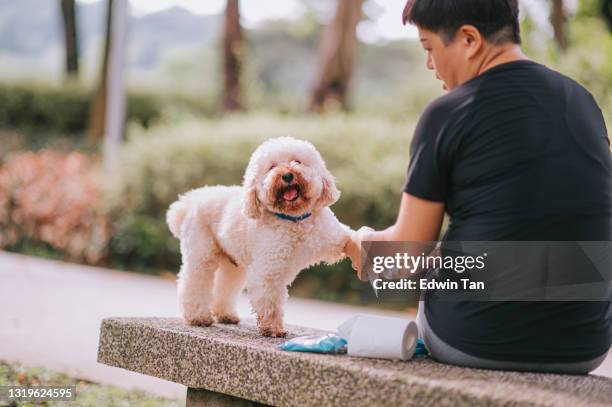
[{"xmin": 166, "ymin": 137, "xmax": 353, "ymax": 337}]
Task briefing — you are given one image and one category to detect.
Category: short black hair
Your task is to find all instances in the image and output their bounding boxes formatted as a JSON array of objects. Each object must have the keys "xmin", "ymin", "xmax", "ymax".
[{"xmin": 403, "ymin": 0, "xmax": 521, "ymax": 45}]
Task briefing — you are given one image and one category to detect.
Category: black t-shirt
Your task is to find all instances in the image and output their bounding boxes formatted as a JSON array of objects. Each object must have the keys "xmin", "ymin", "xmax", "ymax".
[{"xmin": 404, "ymin": 60, "xmax": 612, "ymax": 363}]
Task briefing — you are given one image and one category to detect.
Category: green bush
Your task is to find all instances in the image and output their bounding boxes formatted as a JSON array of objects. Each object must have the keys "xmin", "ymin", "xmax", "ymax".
[
  {"xmin": 0, "ymin": 83, "xmax": 162, "ymax": 135},
  {"xmin": 104, "ymin": 114, "xmax": 415, "ymax": 302}
]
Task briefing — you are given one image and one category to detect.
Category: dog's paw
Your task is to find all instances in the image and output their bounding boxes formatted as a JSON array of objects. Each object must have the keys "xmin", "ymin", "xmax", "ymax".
[
  {"xmin": 182, "ymin": 302, "xmax": 214, "ymax": 327},
  {"xmin": 184, "ymin": 313, "xmax": 214, "ymax": 327},
  {"xmin": 259, "ymin": 326, "xmax": 272, "ymax": 336},
  {"xmin": 215, "ymin": 313, "xmax": 240, "ymax": 325},
  {"xmin": 270, "ymin": 328, "xmax": 288, "ymax": 338},
  {"xmin": 259, "ymin": 324, "xmax": 287, "ymax": 338}
]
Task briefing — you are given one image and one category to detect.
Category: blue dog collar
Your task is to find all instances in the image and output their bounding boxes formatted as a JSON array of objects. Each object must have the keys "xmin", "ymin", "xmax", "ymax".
[{"xmin": 273, "ymin": 212, "xmax": 312, "ymax": 222}]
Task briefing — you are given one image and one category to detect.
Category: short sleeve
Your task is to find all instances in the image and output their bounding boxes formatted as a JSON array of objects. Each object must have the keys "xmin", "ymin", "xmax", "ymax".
[
  {"xmin": 403, "ymin": 103, "xmax": 451, "ymax": 202},
  {"xmin": 590, "ymin": 95, "xmax": 610, "ymax": 147}
]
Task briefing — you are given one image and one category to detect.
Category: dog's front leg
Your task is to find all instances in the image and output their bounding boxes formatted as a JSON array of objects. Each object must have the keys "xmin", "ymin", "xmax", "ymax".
[
  {"xmin": 322, "ymin": 223, "xmax": 356, "ymax": 265},
  {"xmin": 246, "ymin": 266, "xmax": 291, "ymax": 338}
]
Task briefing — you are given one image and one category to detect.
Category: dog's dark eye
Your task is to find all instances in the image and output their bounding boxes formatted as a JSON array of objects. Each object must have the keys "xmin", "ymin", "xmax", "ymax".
[
  {"xmin": 291, "ymin": 160, "xmax": 301, "ymax": 165},
  {"xmin": 269, "ymin": 164, "xmax": 277, "ymax": 171}
]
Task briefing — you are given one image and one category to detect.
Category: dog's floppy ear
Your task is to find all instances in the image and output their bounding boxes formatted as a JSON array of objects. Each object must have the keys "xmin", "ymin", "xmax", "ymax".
[
  {"xmin": 315, "ymin": 170, "xmax": 341, "ymax": 209},
  {"xmin": 243, "ymin": 186, "xmax": 262, "ymax": 219},
  {"xmin": 242, "ymin": 150, "xmax": 262, "ymax": 219}
]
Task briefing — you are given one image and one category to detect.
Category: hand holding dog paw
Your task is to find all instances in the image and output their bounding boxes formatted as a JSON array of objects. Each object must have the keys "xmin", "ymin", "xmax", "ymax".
[
  {"xmin": 345, "ymin": 226, "xmax": 375, "ymax": 281},
  {"xmin": 357, "ymin": 226, "xmax": 375, "ymax": 238}
]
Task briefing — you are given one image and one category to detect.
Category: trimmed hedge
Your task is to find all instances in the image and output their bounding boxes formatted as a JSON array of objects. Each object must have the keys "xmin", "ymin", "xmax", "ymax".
[
  {"xmin": 0, "ymin": 83, "xmax": 161, "ymax": 134},
  {"xmin": 104, "ymin": 114, "xmax": 415, "ymax": 302}
]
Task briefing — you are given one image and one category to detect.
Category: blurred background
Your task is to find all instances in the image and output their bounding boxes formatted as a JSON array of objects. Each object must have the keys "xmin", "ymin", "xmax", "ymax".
[
  {"xmin": 0, "ymin": 0, "xmax": 610, "ymax": 303},
  {"xmin": 0, "ymin": 0, "xmax": 611, "ymax": 403}
]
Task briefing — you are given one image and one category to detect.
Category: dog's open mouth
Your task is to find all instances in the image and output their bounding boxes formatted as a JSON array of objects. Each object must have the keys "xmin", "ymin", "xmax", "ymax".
[{"xmin": 279, "ymin": 185, "xmax": 300, "ymax": 202}]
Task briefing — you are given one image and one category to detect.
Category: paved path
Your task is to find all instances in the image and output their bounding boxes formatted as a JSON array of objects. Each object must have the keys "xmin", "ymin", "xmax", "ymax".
[
  {"xmin": 1, "ymin": 251, "xmax": 610, "ymax": 400},
  {"xmin": 0, "ymin": 251, "xmax": 407, "ymax": 400}
]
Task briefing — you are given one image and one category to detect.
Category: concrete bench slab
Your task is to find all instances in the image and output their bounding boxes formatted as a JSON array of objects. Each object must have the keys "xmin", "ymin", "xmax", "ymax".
[{"xmin": 97, "ymin": 317, "xmax": 612, "ymax": 407}]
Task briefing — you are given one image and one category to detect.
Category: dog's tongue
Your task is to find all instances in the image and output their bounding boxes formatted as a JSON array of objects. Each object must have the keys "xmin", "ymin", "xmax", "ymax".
[{"xmin": 283, "ymin": 187, "xmax": 298, "ymax": 201}]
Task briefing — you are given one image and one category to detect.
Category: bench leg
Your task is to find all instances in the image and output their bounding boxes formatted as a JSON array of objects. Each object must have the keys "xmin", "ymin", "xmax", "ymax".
[{"xmin": 186, "ymin": 387, "xmax": 268, "ymax": 407}]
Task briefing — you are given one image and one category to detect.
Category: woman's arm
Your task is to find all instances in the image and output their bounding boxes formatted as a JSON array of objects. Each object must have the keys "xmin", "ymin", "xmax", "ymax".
[
  {"xmin": 345, "ymin": 192, "xmax": 445, "ymax": 279},
  {"xmin": 367, "ymin": 192, "xmax": 445, "ymax": 242}
]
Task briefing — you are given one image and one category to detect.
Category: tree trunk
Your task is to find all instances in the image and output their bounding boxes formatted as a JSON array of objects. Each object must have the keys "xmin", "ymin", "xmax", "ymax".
[
  {"xmin": 309, "ymin": 0, "xmax": 363, "ymax": 113},
  {"xmin": 223, "ymin": 0, "xmax": 244, "ymax": 112},
  {"xmin": 102, "ymin": 0, "xmax": 128, "ymax": 174},
  {"xmin": 551, "ymin": 0, "xmax": 568, "ymax": 50},
  {"xmin": 60, "ymin": 0, "xmax": 79, "ymax": 79},
  {"xmin": 88, "ymin": 0, "xmax": 113, "ymax": 141},
  {"xmin": 602, "ymin": 0, "xmax": 612, "ymax": 32}
]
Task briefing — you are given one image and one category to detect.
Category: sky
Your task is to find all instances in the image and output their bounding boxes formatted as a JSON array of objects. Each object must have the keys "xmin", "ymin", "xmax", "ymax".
[{"xmin": 76, "ymin": 0, "xmax": 576, "ymax": 43}]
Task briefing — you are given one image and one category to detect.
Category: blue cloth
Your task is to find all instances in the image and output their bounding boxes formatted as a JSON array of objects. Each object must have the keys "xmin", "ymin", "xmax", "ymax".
[
  {"xmin": 414, "ymin": 338, "xmax": 429, "ymax": 356},
  {"xmin": 279, "ymin": 334, "xmax": 347, "ymax": 354}
]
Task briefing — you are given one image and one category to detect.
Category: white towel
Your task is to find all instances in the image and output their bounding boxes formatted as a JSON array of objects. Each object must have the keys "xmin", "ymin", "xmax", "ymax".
[{"xmin": 337, "ymin": 314, "xmax": 419, "ymax": 361}]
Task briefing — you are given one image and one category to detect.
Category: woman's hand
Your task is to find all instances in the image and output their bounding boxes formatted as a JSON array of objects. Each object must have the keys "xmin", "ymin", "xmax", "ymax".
[
  {"xmin": 345, "ymin": 226, "xmax": 375, "ymax": 281},
  {"xmin": 344, "ymin": 193, "xmax": 445, "ymax": 281}
]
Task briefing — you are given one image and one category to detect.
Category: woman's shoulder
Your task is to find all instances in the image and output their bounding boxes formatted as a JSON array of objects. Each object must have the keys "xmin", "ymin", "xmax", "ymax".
[
  {"xmin": 414, "ymin": 89, "xmax": 474, "ymax": 145},
  {"xmin": 421, "ymin": 85, "xmax": 476, "ymax": 125}
]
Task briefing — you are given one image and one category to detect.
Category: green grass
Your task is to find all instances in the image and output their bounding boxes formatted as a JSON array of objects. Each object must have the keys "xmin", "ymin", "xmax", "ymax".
[{"xmin": 0, "ymin": 360, "xmax": 183, "ymax": 407}]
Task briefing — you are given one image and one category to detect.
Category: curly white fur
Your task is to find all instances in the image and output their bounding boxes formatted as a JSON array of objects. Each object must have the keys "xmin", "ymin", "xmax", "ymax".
[{"xmin": 167, "ymin": 137, "xmax": 354, "ymax": 337}]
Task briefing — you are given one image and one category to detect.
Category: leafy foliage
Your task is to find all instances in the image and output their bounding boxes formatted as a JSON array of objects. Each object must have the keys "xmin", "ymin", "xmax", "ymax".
[
  {"xmin": 0, "ymin": 83, "xmax": 162, "ymax": 134},
  {"xmin": 0, "ymin": 150, "xmax": 110, "ymax": 264}
]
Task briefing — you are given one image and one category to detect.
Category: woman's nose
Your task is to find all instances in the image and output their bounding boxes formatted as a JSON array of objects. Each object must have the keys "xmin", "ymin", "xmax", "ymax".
[
  {"xmin": 426, "ymin": 54, "xmax": 434, "ymax": 71},
  {"xmin": 282, "ymin": 172, "xmax": 294, "ymax": 183}
]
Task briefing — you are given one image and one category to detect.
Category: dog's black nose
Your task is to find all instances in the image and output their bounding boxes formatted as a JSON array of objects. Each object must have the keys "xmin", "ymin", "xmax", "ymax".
[{"xmin": 282, "ymin": 172, "xmax": 294, "ymax": 183}]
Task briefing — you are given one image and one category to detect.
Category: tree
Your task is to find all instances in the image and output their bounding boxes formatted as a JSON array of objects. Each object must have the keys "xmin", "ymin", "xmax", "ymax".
[
  {"xmin": 309, "ymin": 0, "xmax": 363, "ymax": 112},
  {"xmin": 88, "ymin": 0, "xmax": 113, "ymax": 141},
  {"xmin": 60, "ymin": 0, "xmax": 79, "ymax": 79},
  {"xmin": 223, "ymin": 0, "xmax": 244, "ymax": 112},
  {"xmin": 551, "ymin": 0, "xmax": 568, "ymax": 50}
]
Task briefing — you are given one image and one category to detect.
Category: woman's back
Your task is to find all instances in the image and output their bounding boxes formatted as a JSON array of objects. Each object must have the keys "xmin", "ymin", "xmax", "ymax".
[{"xmin": 404, "ymin": 60, "xmax": 612, "ymax": 362}]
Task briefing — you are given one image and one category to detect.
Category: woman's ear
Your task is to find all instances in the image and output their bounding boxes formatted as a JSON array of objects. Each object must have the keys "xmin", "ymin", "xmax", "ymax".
[
  {"xmin": 459, "ymin": 24, "xmax": 483, "ymax": 60},
  {"xmin": 243, "ymin": 186, "xmax": 262, "ymax": 219},
  {"xmin": 315, "ymin": 170, "xmax": 341, "ymax": 210}
]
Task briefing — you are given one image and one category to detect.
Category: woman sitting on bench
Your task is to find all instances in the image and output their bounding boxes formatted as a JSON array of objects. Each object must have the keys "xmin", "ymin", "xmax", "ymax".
[{"xmin": 345, "ymin": 0, "xmax": 611, "ymax": 374}]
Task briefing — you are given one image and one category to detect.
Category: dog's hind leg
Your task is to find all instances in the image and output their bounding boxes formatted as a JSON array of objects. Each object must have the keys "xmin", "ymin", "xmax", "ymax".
[
  {"xmin": 211, "ymin": 258, "xmax": 246, "ymax": 324},
  {"xmin": 176, "ymin": 208, "xmax": 218, "ymax": 327}
]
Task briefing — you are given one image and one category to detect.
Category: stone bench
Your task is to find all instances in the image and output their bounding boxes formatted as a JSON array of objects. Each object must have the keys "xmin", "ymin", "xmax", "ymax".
[{"xmin": 97, "ymin": 317, "xmax": 612, "ymax": 407}]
